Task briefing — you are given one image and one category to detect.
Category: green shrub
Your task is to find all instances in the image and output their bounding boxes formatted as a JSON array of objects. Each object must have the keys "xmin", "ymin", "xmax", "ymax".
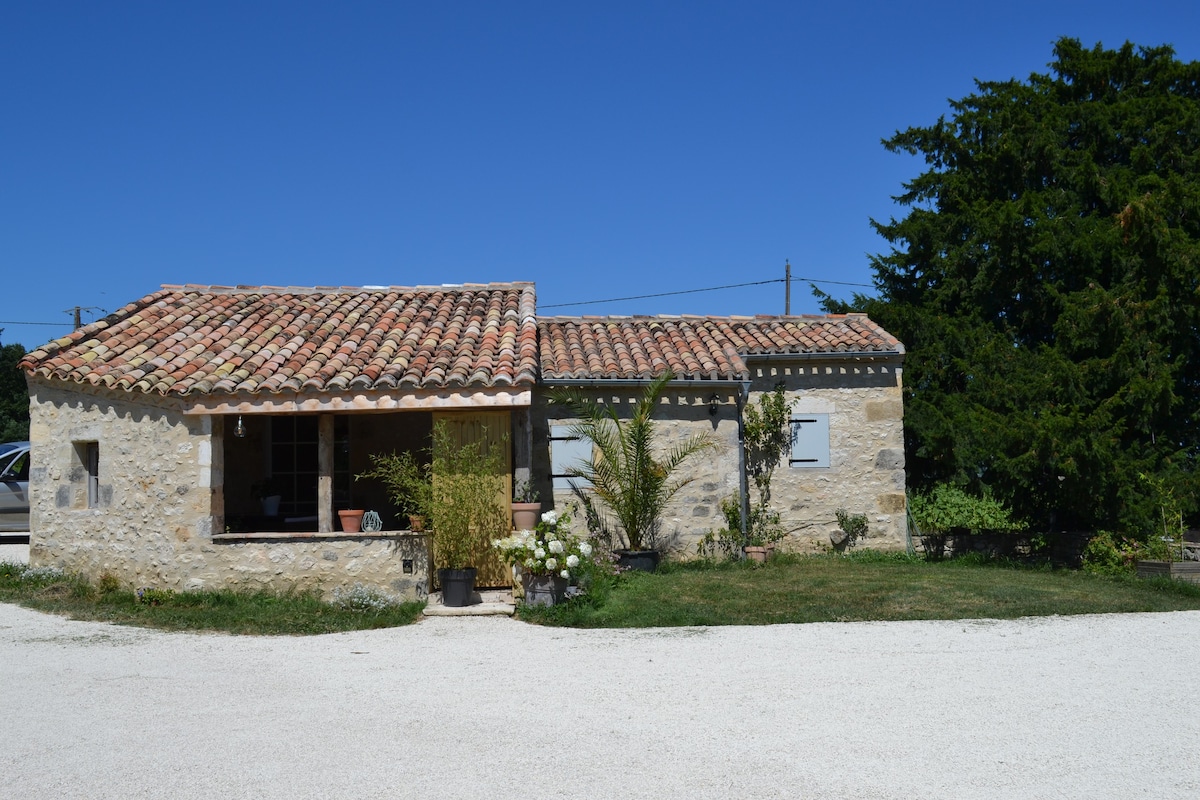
[
  {"xmin": 136, "ymin": 587, "xmax": 176, "ymax": 606},
  {"xmin": 330, "ymin": 583, "xmax": 402, "ymax": 612},
  {"xmin": 909, "ymin": 483, "xmax": 1025, "ymax": 534},
  {"xmin": 1081, "ymin": 532, "xmax": 1144, "ymax": 576}
]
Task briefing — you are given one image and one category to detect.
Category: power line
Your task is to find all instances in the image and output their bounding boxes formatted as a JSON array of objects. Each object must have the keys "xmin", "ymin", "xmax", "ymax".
[
  {"xmin": 0, "ymin": 320, "xmax": 71, "ymax": 327},
  {"xmin": 539, "ymin": 275, "xmax": 874, "ymax": 310}
]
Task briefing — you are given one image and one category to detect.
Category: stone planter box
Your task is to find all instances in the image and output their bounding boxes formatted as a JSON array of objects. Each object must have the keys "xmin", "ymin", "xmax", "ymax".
[{"xmin": 1135, "ymin": 560, "xmax": 1200, "ymax": 585}]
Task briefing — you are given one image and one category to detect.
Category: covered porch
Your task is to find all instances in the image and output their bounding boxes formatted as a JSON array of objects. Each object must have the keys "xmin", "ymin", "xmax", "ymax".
[{"xmin": 190, "ymin": 387, "xmax": 534, "ymax": 590}]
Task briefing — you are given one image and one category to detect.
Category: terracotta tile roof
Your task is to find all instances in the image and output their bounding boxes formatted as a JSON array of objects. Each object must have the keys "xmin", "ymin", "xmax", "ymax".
[
  {"xmin": 20, "ymin": 283, "xmax": 539, "ymax": 395},
  {"xmin": 538, "ymin": 314, "xmax": 904, "ymax": 381}
]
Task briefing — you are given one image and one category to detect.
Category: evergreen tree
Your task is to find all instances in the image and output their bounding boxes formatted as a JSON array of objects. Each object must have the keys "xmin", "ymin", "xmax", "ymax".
[
  {"xmin": 837, "ymin": 39, "xmax": 1200, "ymax": 533},
  {"xmin": 0, "ymin": 338, "xmax": 30, "ymax": 443}
]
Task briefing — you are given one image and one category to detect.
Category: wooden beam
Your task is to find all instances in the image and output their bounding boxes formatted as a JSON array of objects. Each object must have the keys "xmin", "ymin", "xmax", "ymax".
[
  {"xmin": 318, "ymin": 414, "xmax": 334, "ymax": 533},
  {"xmin": 183, "ymin": 388, "xmax": 532, "ymax": 415}
]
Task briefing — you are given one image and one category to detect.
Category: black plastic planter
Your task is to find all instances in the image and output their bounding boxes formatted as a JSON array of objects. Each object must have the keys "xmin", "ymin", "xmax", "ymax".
[
  {"xmin": 615, "ymin": 549, "xmax": 660, "ymax": 572},
  {"xmin": 439, "ymin": 567, "xmax": 477, "ymax": 607}
]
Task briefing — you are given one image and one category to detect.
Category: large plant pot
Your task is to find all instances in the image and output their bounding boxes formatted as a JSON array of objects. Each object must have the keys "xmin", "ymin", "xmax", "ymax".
[
  {"xmin": 522, "ymin": 572, "xmax": 568, "ymax": 607},
  {"xmin": 1135, "ymin": 560, "xmax": 1200, "ymax": 585},
  {"xmin": 512, "ymin": 502, "xmax": 542, "ymax": 531},
  {"xmin": 338, "ymin": 509, "xmax": 365, "ymax": 533},
  {"xmin": 615, "ymin": 549, "xmax": 660, "ymax": 572},
  {"xmin": 743, "ymin": 545, "xmax": 775, "ymax": 563},
  {"xmin": 439, "ymin": 567, "xmax": 478, "ymax": 607}
]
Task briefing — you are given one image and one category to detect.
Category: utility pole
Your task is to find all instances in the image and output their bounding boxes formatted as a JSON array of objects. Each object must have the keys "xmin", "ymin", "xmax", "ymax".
[
  {"xmin": 784, "ymin": 260, "xmax": 791, "ymax": 315},
  {"xmin": 64, "ymin": 306, "xmax": 106, "ymax": 331}
]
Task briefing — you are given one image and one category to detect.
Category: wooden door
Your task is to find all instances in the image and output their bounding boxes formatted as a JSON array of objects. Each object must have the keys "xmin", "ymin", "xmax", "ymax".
[{"xmin": 432, "ymin": 410, "xmax": 513, "ymax": 587}]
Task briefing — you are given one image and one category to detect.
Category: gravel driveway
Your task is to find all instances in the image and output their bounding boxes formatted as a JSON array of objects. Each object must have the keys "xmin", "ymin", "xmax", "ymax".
[{"xmin": 2, "ymin": 603, "xmax": 1198, "ymax": 799}]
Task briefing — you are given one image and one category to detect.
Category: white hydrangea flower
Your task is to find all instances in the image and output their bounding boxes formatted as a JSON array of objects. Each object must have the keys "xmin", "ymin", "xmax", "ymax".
[
  {"xmin": 524, "ymin": 558, "xmax": 535, "ymax": 569},
  {"xmin": 541, "ymin": 510, "xmax": 558, "ymax": 525},
  {"xmin": 579, "ymin": 542, "xmax": 593, "ymax": 557},
  {"xmin": 560, "ymin": 569, "xmax": 571, "ymax": 579},
  {"xmin": 548, "ymin": 539, "xmax": 564, "ymax": 554},
  {"xmin": 566, "ymin": 554, "xmax": 580, "ymax": 568},
  {"xmin": 534, "ymin": 547, "xmax": 546, "ymax": 560},
  {"xmin": 545, "ymin": 557, "xmax": 558, "ymax": 570}
]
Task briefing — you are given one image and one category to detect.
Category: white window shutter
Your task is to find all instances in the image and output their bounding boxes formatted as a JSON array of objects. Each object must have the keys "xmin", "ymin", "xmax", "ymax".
[
  {"xmin": 551, "ymin": 424, "xmax": 593, "ymax": 489},
  {"xmin": 789, "ymin": 414, "xmax": 830, "ymax": 468}
]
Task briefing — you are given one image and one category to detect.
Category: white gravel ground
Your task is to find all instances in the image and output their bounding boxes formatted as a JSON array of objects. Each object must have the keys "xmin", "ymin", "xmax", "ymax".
[{"xmin": 2, "ymin": 603, "xmax": 1198, "ymax": 799}]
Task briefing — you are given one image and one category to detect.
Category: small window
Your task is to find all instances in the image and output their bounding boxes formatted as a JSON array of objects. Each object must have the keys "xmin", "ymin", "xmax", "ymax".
[
  {"xmin": 550, "ymin": 424, "xmax": 592, "ymax": 490},
  {"xmin": 789, "ymin": 414, "xmax": 830, "ymax": 468},
  {"xmin": 85, "ymin": 442, "xmax": 99, "ymax": 508}
]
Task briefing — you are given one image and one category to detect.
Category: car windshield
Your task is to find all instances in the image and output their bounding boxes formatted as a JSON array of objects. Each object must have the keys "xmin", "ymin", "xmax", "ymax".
[{"xmin": 0, "ymin": 447, "xmax": 28, "ymax": 479}]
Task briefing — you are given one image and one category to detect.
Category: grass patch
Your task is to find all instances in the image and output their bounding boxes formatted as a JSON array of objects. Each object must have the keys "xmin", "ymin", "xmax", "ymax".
[
  {"xmin": 518, "ymin": 551, "xmax": 1200, "ymax": 627},
  {"xmin": 0, "ymin": 563, "xmax": 424, "ymax": 635}
]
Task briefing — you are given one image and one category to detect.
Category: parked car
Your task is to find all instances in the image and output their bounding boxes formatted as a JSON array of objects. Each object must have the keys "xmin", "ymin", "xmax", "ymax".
[{"xmin": 0, "ymin": 441, "xmax": 31, "ymax": 532}]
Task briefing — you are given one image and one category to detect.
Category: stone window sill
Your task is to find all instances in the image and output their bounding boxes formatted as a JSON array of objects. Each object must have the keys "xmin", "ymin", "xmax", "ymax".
[{"xmin": 211, "ymin": 530, "xmax": 428, "ymax": 543}]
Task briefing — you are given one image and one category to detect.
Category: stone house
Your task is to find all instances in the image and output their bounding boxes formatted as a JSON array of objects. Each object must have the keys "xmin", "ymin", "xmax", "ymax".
[{"xmin": 18, "ymin": 282, "xmax": 905, "ymax": 600}]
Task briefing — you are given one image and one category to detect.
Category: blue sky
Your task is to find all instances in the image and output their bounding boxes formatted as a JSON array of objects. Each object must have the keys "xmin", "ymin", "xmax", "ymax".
[{"xmin": 3, "ymin": 1, "xmax": 1199, "ymax": 350}]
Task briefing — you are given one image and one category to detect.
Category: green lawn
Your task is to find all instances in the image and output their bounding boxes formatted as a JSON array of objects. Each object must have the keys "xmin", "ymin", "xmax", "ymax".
[
  {"xmin": 6, "ymin": 553, "xmax": 1200, "ymax": 634},
  {"xmin": 518, "ymin": 552, "xmax": 1200, "ymax": 627},
  {"xmin": 0, "ymin": 563, "xmax": 424, "ymax": 635}
]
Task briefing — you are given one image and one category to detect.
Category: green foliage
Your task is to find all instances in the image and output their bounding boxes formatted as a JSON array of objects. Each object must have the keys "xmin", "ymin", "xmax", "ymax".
[
  {"xmin": 330, "ymin": 582, "xmax": 404, "ymax": 611},
  {"xmin": 0, "ymin": 563, "xmax": 424, "ymax": 633},
  {"xmin": 136, "ymin": 587, "xmax": 176, "ymax": 606},
  {"xmin": 518, "ymin": 552, "xmax": 1200, "ymax": 628},
  {"xmin": 1140, "ymin": 471, "xmax": 1186, "ymax": 561},
  {"xmin": 0, "ymin": 342, "xmax": 29, "ymax": 442},
  {"xmin": 909, "ymin": 483, "xmax": 1025, "ymax": 534},
  {"xmin": 697, "ymin": 494, "xmax": 782, "ymax": 558},
  {"xmin": 428, "ymin": 421, "xmax": 509, "ymax": 570},
  {"xmin": 357, "ymin": 448, "xmax": 432, "ymax": 519},
  {"xmin": 840, "ymin": 38, "xmax": 1200, "ymax": 533},
  {"xmin": 1081, "ymin": 532, "xmax": 1143, "ymax": 576},
  {"xmin": 743, "ymin": 382, "xmax": 790, "ymax": 503},
  {"xmin": 740, "ymin": 382, "xmax": 791, "ymax": 546},
  {"xmin": 552, "ymin": 372, "xmax": 716, "ymax": 551},
  {"xmin": 97, "ymin": 572, "xmax": 122, "ymax": 595},
  {"xmin": 513, "ymin": 477, "xmax": 538, "ymax": 503},
  {"xmin": 834, "ymin": 508, "xmax": 869, "ymax": 548}
]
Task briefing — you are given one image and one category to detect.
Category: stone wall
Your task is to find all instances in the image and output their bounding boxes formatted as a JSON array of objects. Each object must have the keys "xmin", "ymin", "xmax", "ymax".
[
  {"xmin": 26, "ymin": 377, "xmax": 429, "ymax": 600},
  {"xmin": 533, "ymin": 355, "xmax": 906, "ymax": 556}
]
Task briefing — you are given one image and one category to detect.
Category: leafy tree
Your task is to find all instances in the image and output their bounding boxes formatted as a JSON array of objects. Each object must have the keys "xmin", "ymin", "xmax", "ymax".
[
  {"xmin": 828, "ymin": 38, "xmax": 1200, "ymax": 534},
  {"xmin": 0, "ymin": 339, "xmax": 30, "ymax": 443}
]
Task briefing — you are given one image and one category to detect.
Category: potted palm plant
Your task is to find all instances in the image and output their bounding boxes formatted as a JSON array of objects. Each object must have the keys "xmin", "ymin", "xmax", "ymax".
[{"xmin": 552, "ymin": 371, "xmax": 715, "ymax": 571}]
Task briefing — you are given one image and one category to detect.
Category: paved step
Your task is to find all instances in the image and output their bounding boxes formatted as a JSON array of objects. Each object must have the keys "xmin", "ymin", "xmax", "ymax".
[{"xmin": 423, "ymin": 588, "xmax": 516, "ymax": 617}]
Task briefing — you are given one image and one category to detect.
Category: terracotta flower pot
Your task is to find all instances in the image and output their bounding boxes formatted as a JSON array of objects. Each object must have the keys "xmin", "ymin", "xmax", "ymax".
[
  {"xmin": 338, "ymin": 509, "xmax": 365, "ymax": 533},
  {"xmin": 743, "ymin": 544, "xmax": 775, "ymax": 563},
  {"xmin": 512, "ymin": 502, "xmax": 541, "ymax": 531}
]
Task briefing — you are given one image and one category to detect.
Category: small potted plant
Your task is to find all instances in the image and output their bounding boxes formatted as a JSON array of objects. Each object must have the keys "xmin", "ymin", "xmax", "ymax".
[
  {"xmin": 356, "ymin": 450, "xmax": 432, "ymax": 532},
  {"xmin": 512, "ymin": 477, "xmax": 541, "ymax": 530},
  {"xmin": 494, "ymin": 508, "xmax": 595, "ymax": 606}
]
